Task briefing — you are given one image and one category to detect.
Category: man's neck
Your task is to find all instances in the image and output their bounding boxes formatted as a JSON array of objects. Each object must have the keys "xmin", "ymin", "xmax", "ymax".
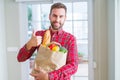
[{"xmin": 50, "ymin": 27, "xmax": 59, "ymax": 32}]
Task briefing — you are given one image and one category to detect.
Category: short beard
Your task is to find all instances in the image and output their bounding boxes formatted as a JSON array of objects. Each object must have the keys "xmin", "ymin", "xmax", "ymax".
[{"xmin": 51, "ymin": 22, "xmax": 63, "ymax": 30}]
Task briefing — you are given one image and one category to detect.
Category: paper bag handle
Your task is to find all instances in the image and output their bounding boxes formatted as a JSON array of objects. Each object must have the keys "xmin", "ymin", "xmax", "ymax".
[{"xmin": 48, "ymin": 41, "xmax": 61, "ymax": 47}]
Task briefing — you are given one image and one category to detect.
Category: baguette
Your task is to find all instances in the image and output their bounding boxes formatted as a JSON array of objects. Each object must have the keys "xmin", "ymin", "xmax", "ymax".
[{"xmin": 42, "ymin": 30, "xmax": 51, "ymax": 47}]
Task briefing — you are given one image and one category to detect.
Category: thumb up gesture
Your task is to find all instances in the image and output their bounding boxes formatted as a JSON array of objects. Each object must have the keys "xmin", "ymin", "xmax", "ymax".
[{"xmin": 26, "ymin": 30, "xmax": 42, "ymax": 50}]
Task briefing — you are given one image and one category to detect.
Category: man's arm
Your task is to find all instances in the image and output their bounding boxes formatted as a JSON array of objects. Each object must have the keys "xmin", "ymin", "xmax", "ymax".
[
  {"xmin": 17, "ymin": 31, "xmax": 42, "ymax": 62},
  {"xmin": 17, "ymin": 44, "xmax": 36, "ymax": 62}
]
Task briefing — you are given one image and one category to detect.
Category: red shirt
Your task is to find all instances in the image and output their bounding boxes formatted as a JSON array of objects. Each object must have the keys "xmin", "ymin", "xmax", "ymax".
[{"xmin": 17, "ymin": 28, "xmax": 79, "ymax": 80}]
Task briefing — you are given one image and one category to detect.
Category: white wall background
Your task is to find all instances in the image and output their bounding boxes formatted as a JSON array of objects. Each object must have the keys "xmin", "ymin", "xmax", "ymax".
[
  {"xmin": 0, "ymin": 0, "xmax": 7, "ymax": 80},
  {"xmin": 4, "ymin": 0, "xmax": 21, "ymax": 80},
  {"xmin": 0, "ymin": 0, "xmax": 119, "ymax": 80},
  {"xmin": 115, "ymin": 0, "xmax": 120, "ymax": 80}
]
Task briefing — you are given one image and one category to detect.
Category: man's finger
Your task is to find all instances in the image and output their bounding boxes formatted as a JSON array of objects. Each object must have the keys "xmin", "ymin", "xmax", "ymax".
[
  {"xmin": 32, "ymin": 30, "xmax": 37, "ymax": 37},
  {"xmin": 30, "ymin": 73, "xmax": 37, "ymax": 77},
  {"xmin": 34, "ymin": 68, "xmax": 40, "ymax": 73}
]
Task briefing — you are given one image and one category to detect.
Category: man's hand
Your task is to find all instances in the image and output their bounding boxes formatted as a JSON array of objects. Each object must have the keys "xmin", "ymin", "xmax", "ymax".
[
  {"xmin": 30, "ymin": 67, "xmax": 49, "ymax": 80},
  {"xmin": 26, "ymin": 31, "xmax": 42, "ymax": 50}
]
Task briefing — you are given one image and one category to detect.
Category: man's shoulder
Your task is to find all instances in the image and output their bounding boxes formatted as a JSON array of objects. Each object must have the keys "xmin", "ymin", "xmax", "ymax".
[
  {"xmin": 63, "ymin": 30, "xmax": 75, "ymax": 38},
  {"xmin": 35, "ymin": 30, "xmax": 46, "ymax": 36}
]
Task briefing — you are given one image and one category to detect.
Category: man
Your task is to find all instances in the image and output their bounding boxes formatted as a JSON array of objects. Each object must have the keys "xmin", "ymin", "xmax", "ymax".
[{"xmin": 17, "ymin": 2, "xmax": 79, "ymax": 80}]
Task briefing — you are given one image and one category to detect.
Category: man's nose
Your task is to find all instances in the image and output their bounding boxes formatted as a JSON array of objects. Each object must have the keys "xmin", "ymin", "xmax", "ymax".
[{"xmin": 56, "ymin": 17, "xmax": 60, "ymax": 22}]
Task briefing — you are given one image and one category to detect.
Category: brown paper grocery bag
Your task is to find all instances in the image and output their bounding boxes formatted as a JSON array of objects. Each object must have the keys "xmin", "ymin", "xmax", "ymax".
[{"xmin": 31, "ymin": 45, "xmax": 67, "ymax": 73}]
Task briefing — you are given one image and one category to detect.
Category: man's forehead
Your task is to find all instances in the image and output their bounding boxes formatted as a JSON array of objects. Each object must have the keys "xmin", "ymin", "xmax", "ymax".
[{"xmin": 51, "ymin": 8, "xmax": 66, "ymax": 15}]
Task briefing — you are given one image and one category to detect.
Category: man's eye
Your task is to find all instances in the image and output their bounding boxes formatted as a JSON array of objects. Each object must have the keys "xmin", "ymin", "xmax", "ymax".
[{"xmin": 60, "ymin": 16, "xmax": 63, "ymax": 18}]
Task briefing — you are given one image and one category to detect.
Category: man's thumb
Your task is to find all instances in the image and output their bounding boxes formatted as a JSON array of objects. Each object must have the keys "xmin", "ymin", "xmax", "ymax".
[{"xmin": 32, "ymin": 30, "xmax": 36, "ymax": 37}]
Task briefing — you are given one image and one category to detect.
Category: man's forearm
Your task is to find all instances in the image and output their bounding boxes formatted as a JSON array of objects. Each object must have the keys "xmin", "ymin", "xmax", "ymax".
[{"xmin": 17, "ymin": 45, "xmax": 36, "ymax": 62}]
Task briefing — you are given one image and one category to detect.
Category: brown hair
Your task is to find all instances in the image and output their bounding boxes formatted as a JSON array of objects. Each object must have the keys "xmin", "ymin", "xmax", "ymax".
[{"xmin": 50, "ymin": 2, "xmax": 67, "ymax": 14}]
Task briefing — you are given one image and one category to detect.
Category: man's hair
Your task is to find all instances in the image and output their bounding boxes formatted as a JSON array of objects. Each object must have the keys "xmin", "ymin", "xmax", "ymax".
[{"xmin": 50, "ymin": 2, "xmax": 67, "ymax": 14}]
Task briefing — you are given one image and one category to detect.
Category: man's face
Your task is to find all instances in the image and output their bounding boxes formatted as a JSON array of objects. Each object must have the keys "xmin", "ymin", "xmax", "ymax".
[{"xmin": 49, "ymin": 8, "xmax": 66, "ymax": 30}]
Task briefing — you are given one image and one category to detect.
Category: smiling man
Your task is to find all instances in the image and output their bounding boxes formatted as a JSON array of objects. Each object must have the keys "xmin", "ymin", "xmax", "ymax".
[{"xmin": 17, "ymin": 2, "xmax": 79, "ymax": 80}]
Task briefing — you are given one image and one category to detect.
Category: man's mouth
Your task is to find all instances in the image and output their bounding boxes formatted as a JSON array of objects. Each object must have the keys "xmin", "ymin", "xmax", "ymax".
[{"xmin": 54, "ymin": 22, "xmax": 60, "ymax": 26}]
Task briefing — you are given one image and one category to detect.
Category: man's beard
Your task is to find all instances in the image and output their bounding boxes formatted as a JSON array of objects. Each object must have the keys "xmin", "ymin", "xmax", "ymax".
[{"xmin": 51, "ymin": 22, "xmax": 64, "ymax": 30}]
